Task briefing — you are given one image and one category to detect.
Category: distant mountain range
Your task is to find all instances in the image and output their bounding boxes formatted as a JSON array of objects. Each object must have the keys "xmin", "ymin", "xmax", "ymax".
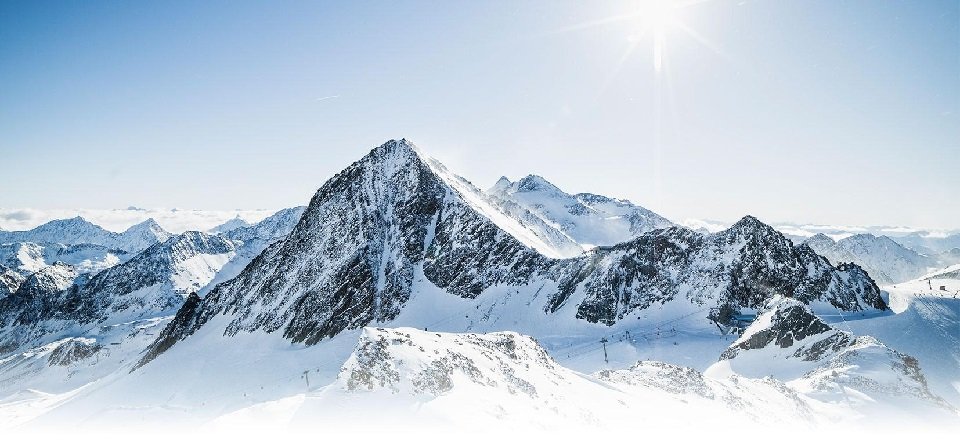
[{"xmin": 0, "ymin": 139, "xmax": 956, "ymax": 431}]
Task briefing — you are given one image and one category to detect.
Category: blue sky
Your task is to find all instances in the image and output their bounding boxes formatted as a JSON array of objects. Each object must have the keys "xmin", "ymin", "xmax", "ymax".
[{"xmin": 1, "ymin": 0, "xmax": 957, "ymax": 229}]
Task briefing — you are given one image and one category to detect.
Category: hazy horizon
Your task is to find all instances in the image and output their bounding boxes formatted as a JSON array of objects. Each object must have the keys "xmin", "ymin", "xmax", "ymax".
[{"xmin": 2, "ymin": 1, "xmax": 957, "ymax": 229}]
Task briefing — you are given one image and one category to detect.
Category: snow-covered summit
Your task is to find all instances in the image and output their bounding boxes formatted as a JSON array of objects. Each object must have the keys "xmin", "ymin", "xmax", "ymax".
[
  {"xmin": 0, "ymin": 216, "xmax": 172, "ymax": 254},
  {"xmin": 805, "ymin": 232, "xmax": 937, "ymax": 284},
  {"xmin": 0, "ymin": 241, "xmax": 124, "ymax": 276},
  {"xmin": 0, "ymin": 217, "xmax": 117, "ymax": 248},
  {"xmin": 486, "ymin": 172, "xmax": 673, "ymax": 252},
  {"xmin": 119, "ymin": 218, "xmax": 173, "ymax": 254},
  {"xmin": 224, "ymin": 206, "xmax": 306, "ymax": 243},
  {"xmin": 209, "ymin": 216, "xmax": 252, "ymax": 235}
]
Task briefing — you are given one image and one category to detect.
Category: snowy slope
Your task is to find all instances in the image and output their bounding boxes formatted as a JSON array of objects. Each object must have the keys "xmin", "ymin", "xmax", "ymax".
[
  {"xmin": 0, "ymin": 231, "xmax": 240, "ymax": 428},
  {"xmin": 487, "ymin": 174, "xmax": 673, "ymax": 252},
  {"xmin": 22, "ymin": 325, "xmax": 954, "ymax": 434},
  {"xmin": 921, "ymin": 263, "xmax": 960, "ymax": 281},
  {"xmin": 0, "ymin": 217, "xmax": 120, "ymax": 249},
  {"xmin": 836, "ymin": 276, "xmax": 960, "ymax": 407},
  {"xmin": 711, "ymin": 296, "xmax": 954, "ymax": 418}
]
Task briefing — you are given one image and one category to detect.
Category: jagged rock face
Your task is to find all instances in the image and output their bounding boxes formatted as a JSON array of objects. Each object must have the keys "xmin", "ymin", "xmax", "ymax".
[
  {"xmin": 0, "ymin": 262, "xmax": 79, "ymax": 324},
  {"xmin": 487, "ymin": 174, "xmax": 673, "ymax": 254},
  {"xmin": 0, "ymin": 265, "xmax": 25, "ymax": 297},
  {"xmin": 47, "ymin": 337, "xmax": 102, "ymax": 367},
  {"xmin": 340, "ymin": 327, "xmax": 556, "ymax": 397},
  {"xmin": 552, "ymin": 217, "xmax": 886, "ymax": 325},
  {"xmin": 145, "ymin": 140, "xmax": 551, "ymax": 355},
  {"xmin": 596, "ymin": 361, "xmax": 716, "ymax": 399},
  {"xmin": 0, "ymin": 263, "xmax": 81, "ymax": 352},
  {"xmin": 720, "ymin": 298, "xmax": 852, "ymax": 361}
]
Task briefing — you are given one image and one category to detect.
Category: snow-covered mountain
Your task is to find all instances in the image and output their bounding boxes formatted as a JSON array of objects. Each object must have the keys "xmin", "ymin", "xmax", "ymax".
[
  {"xmin": 209, "ymin": 216, "xmax": 252, "ymax": 235},
  {"xmin": 0, "ymin": 139, "xmax": 954, "ymax": 433},
  {"xmin": 119, "ymin": 218, "xmax": 173, "ymax": 253},
  {"xmin": 0, "ymin": 217, "xmax": 119, "ymax": 249},
  {"xmin": 0, "ymin": 231, "xmax": 236, "ymax": 356},
  {"xmin": 552, "ymin": 217, "xmax": 885, "ymax": 326},
  {"xmin": 223, "ymin": 206, "xmax": 306, "ymax": 243},
  {"xmin": 713, "ymin": 296, "xmax": 952, "ymax": 416},
  {"xmin": 0, "ymin": 266, "xmax": 24, "ymax": 297},
  {"xmin": 487, "ymin": 174, "xmax": 673, "ymax": 253},
  {"xmin": 0, "ymin": 216, "xmax": 172, "ymax": 254},
  {"xmin": 893, "ymin": 232, "xmax": 960, "ymax": 255},
  {"xmin": 922, "ymin": 264, "xmax": 960, "ymax": 281},
  {"xmin": 139, "ymin": 139, "xmax": 884, "ymax": 367},
  {"xmin": 804, "ymin": 233, "xmax": 937, "ymax": 284},
  {"xmin": 195, "ymin": 206, "xmax": 308, "ymax": 297},
  {"xmin": 0, "ymin": 242, "xmax": 125, "ymax": 276}
]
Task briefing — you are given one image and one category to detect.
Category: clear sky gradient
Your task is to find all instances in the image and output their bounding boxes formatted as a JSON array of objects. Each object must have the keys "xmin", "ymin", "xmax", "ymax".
[{"xmin": 1, "ymin": 0, "xmax": 957, "ymax": 229}]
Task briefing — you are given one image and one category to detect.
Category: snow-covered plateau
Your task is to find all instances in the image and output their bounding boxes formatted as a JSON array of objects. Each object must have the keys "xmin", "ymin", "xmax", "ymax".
[{"xmin": 0, "ymin": 139, "xmax": 957, "ymax": 436}]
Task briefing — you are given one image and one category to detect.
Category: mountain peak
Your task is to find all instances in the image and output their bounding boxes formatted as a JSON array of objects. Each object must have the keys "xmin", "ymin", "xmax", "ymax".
[
  {"xmin": 733, "ymin": 215, "xmax": 761, "ymax": 227},
  {"xmin": 369, "ymin": 138, "xmax": 422, "ymax": 159},
  {"xmin": 726, "ymin": 215, "xmax": 781, "ymax": 235},
  {"xmin": 515, "ymin": 174, "xmax": 562, "ymax": 193},
  {"xmin": 53, "ymin": 216, "xmax": 96, "ymax": 227},
  {"xmin": 209, "ymin": 216, "xmax": 251, "ymax": 235},
  {"xmin": 806, "ymin": 233, "xmax": 835, "ymax": 245},
  {"xmin": 126, "ymin": 218, "xmax": 164, "ymax": 233},
  {"xmin": 29, "ymin": 216, "xmax": 109, "ymax": 235},
  {"xmin": 490, "ymin": 176, "xmax": 512, "ymax": 193}
]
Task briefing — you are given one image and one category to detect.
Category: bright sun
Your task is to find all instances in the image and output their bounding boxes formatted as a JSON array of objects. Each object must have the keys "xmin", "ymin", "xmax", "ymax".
[
  {"xmin": 633, "ymin": 0, "xmax": 681, "ymax": 71},
  {"xmin": 640, "ymin": 0, "xmax": 680, "ymax": 34},
  {"xmin": 559, "ymin": 0, "xmax": 713, "ymax": 73}
]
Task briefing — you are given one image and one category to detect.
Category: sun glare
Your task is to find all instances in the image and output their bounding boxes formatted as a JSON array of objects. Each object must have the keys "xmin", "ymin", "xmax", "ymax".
[
  {"xmin": 639, "ymin": 0, "xmax": 680, "ymax": 34},
  {"xmin": 633, "ymin": 0, "xmax": 681, "ymax": 71}
]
